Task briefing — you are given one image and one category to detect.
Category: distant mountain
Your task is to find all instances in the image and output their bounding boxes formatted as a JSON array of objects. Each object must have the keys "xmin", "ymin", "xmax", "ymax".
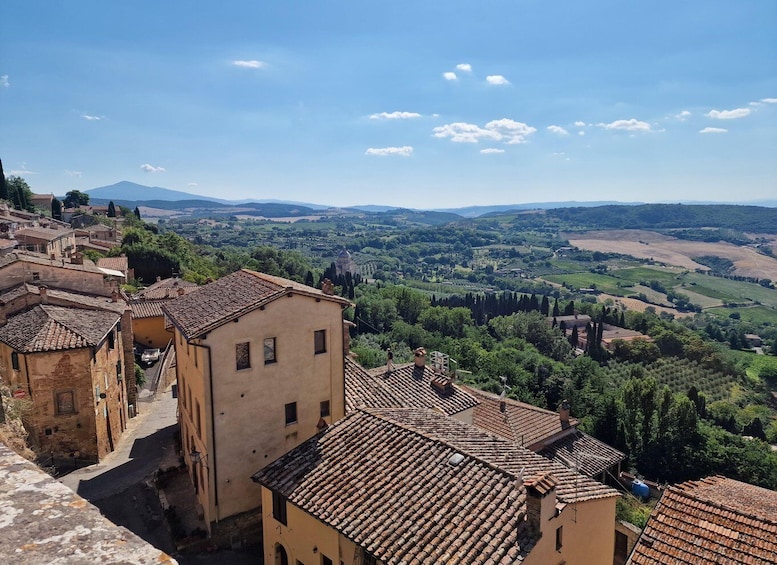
[{"xmin": 432, "ymin": 201, "xmax": 641, "ymax": 218}]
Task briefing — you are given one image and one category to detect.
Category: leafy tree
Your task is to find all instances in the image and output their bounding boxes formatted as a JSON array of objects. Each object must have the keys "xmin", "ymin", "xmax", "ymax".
[
  {"xmin": 6, "ymin": 176, "xmax": 33, "ymax": 211},
  {"xmin": 63, "ymin": 190, "xmax": 90, "ymax": 208},
  {"xmin": 51, "ymin": 197, "xmax": 62, "ymax": 220}
]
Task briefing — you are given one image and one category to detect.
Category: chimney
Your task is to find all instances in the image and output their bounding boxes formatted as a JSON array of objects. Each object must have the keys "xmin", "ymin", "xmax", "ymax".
[
  {"xmin": 177, "ymin": 286, "xmax": 185, "ymax": 296},
  {"xmin": 156, "ymin": 276, "xmax": 162, "ymax": 282},
  {"xmin": 111, "ymin": 290, "xmax": 118, "ymax": 303},
  {"xmin": 39, "ymin": 285, "xmax": 48, "ymax": 304},
  {"xmin": 321, "ymin": 278, "xmax": 334, "ymax": 295},
  {"xmin": 413, "ymin": 347, "xmax": 426, "ymax": 368},
  {"xmin": 559, "ymin": 400, "xmax": 571, "ymax": 428},
  {"xmin": 524, "ymin": 474, "xmax": 558, "ymax": 539}
]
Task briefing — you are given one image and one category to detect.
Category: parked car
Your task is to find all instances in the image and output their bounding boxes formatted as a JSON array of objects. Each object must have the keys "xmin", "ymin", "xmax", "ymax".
[{"xmin": 141, "ymin": 348, "xmax": 161, "ymax": 365}]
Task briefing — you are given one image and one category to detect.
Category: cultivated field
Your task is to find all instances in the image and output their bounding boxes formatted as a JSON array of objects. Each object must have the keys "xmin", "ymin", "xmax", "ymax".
[{"xmin": 565, "ymin": 230, "xmax": 777, "ymax": 280}]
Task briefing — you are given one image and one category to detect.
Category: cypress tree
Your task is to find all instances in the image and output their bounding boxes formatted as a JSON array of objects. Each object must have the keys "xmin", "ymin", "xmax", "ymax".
[
  {"xmin": 0, "ymin": 159, "xmax": 7, "ymax": 200},
  {"xmin": 552, "ymin": 297, "xmax": 560, "ymax": 317},
  {"xmin": 107, "ymin": 201, "xmax": 116, "ymax": 217}
]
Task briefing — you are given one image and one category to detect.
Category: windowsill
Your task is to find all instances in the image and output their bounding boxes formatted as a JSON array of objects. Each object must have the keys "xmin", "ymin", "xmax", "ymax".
[
  {"xmin": 236, "ymin": 366, "xmax": 251, "ymax": 371},
  {"xmin": 264, "ymin": 360, "xmax": 277, "ymax": 365},
  {"xmin": 314, "ymin": 351, "xmax": 327, "ymax": 355},
  {"xmin": 285, "ymin": 421, "xmax": 298, "ymax": 427}
]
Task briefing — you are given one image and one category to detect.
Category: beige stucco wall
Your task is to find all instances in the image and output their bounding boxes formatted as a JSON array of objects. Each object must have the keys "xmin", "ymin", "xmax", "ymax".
[
  {"xmin": 0, "ymin": 329, "xmax": 127, "ymax": 462},
  {"xmin": 0, "ymin": 260, "xmax": 117, "ymax": 296},
  {"xmin": 174, "ymin": 290, "xmax": 347, "ymax": 529},
  {"xmin": 132, "ymin": 315, "xmax": 173, "ymax": 349},
  {"xmin": 523, "ymin": 495, "xmax": 617, "ymax": 565}
]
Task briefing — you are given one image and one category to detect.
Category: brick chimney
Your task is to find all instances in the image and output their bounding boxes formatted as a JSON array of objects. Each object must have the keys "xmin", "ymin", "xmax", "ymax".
[
  {"xmin": 413, "ymin": 347, "xmax": 426, "ymax": 368},
  {"xmin": 321, "ymin": 278, "xmax": 334, "ymax": 295},
  {"xmin": 559, "ymin": 399, "xmax": 571, "ymax": 428},
  {"xmin": 39, "ymin": 285, "xmax": 48, "ymax": 304},
  {"xmin": 177, "ymin": 286, "xmax": 185, "ymax": 296},
  {"xmin": 524, "ymin": 474, "xmax": 558, "ymax": 539},
  {"xmin": 111, "ymin": 290, "xmax": 118, "ymax": 303}
]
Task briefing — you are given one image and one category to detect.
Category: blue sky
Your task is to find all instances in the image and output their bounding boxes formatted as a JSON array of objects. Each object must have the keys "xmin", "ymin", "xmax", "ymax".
[{"xmin": 1, "ymin": 1, "xmax": 775, "ymax": 208}]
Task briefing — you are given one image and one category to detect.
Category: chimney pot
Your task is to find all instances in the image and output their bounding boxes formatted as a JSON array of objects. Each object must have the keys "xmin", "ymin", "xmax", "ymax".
[
  {"xmin": 321, "ymin": 279, "xmax": 334, "ymax": 295},
  {"xmin": 111, "ymin": 290, "xmax": 118, "ymax": 303},
  {"xmin": 39, "ymin": 285, "xmax": 48, "ymax": 304},
  {"xmin": 413, "ymin": 347, "xmax": 426, "ymax": 368},
  {"xmin": 559, "ymin": 399, "xmax": 571, "ymax": 427}
]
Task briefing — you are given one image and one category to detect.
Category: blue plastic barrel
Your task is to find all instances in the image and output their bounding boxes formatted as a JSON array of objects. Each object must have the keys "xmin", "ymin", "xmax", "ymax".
[{"xmin": 632, "ymin": 480, "xmax": 650, "ymax": 498}]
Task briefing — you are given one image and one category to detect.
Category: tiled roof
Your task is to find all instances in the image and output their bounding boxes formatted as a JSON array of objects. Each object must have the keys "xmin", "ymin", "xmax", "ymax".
[
  {"xmin": 129, "ymin": 300, "xmax": 167, "ymax": 319},
  {"xmin": 539, "ymin": 430, "xmax": 624, "ymax": 477},
  {"xmin": 0, "ymin": 283, "xmax": 126, "ymax": 315},
  {"xmin": 0, "ymin": 251, "xmax": 105, "ymax": 275},
  {"xmin": 627, "ymin": 475, "xmax": 777, "ymax": 564},
  {"xmin": 144, "ymin": 277, "xmax": 198, "ymax": 292},
  {"xmin": 96, "ymin": 256, "xmax": 128, "ymax": 272},
  {"xmin": 163, "ymin": 269, "xmax": 351, "ymax": 339},
  {"xmin": 253, "ymin": 408, "xmax": 533, "ymax": 564},
  {"xmin": 135, "ymin": 286, "xmax": 198, "ymax": 300},
  {"xmin": 369, "ymin": 408, "xmax": 619, "ymax": 504},
  {"xmin": 463, "ymin": 386, "xmax": 579, "ymax": 449},
  {"xmin": 0, "ymin": 305, "xmax": 119, "ymax": 352},
  {"xmin": 345, "ymin": 358, "xmax": 479, "ymax": 417},
  {"xmin": 13, "ymin": 227, "xmax": 73, "ymax": 242}
]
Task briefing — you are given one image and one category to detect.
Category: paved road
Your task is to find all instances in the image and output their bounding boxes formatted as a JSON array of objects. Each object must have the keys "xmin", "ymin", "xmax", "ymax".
[{"xmin": 59, "ymin": 384, "xmax": 179, "ymax": 501}]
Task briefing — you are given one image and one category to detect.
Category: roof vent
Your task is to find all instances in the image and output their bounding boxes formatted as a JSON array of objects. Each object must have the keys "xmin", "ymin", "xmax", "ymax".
[{"xmin": 448, "ymin": 453, "xmax": 465, "ymax": 466}]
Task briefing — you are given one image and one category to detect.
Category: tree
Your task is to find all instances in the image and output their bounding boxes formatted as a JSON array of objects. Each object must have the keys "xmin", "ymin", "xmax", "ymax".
[
  {"xmin": 63, "ymin": 190, "xmax": 90, "ymax": 209},
  {"xmin": 134, "ymin": 207, "xmax": 141, "ymax": 219},
  {"xmin": 51, "ymin": 197, "xmax": 62, "ymax": 220},
  {"xmin": 0, "ymin": 159, "xmax": 8, "ymax": 200},
  {"xmin": 6, "ymin": 176, "xmax": 33, "ymax": 211},
  {"xmin": 107, "ymin": 201, "xmax": 116, "ymax": 217}
]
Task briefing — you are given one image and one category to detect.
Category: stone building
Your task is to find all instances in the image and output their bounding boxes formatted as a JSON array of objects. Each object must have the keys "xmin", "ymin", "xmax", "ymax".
[{"xmin": 162, "ymin": 270, "xmax": 352, "ymax": 539}]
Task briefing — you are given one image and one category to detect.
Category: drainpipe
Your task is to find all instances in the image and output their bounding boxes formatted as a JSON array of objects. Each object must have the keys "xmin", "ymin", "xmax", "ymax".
[{"xmin": 191, "ymin": 340, "xmax": 219, "ymax": 522}]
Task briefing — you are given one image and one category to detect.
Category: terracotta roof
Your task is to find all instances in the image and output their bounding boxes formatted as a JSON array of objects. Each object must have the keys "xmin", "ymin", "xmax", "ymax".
[
  {"xmin": 345, "ymin": 358, "xmax": 479, "ymax": 417},
  {"xmin": 144, "ymin": 277, "xmax": 198, "ymax": 292},
  {"xmin": 96, "ymin": 256, "xmax": 128, "ymax": 272},
  {"xmin": 368, "ymin": 407, "xmax": 619, "ymax": 504},
  {"xmin": 135, "ymin": 286, "xmax": 198, "ymax": 300},
  {"xmin": 0, "ymin": 304, "xmax": 119, "ymax": 352},
  {"xmin": 628, "ymin": 476, "xmax": 777, "ymax": 564},
  {"xmin": 13, "ymin": 227, "xmax": 73, "ymax": 242},
  {"xmin": 163, "ymin": 269, "xmax": 351, "ymax": 339},
  {"xmin": 129, "ymin": 300, "xmax": 167, "ymax": 319},
  {"xmin": 463, "ymin": 386, "xmax": 579, "ymax": 449},
  {"xmin": 539, "ymin": 430, "xmax": 624, "ymax": 477},
  {"xmin": 0, "ymin": 251, "xmax": 106, "ymax": 275},
  {"xmin": 253, "ymin": 408, "xmax": 533, "ymax": 564},
  {"xmin": 0, "ymin": 283, "xmax": 126, "ymax": 315}
]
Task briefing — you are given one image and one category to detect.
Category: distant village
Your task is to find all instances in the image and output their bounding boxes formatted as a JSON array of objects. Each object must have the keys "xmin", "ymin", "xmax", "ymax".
[{"xmin": 1, "ymin": 199, "xmax": 775, "ymax": 564}]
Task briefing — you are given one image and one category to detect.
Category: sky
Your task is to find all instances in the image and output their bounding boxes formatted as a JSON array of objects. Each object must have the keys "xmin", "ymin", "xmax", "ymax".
[{"xmin": 1, "ymin": 1, "xmax": 776, "ymax": 208}]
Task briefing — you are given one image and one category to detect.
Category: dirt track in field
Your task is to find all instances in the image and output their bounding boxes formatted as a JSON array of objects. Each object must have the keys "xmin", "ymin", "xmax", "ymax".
[
  {"xmin": 565, "ymin": 230, "xmax": 777, "ymax": 280},
  {"xmin": 596, "ymin": 293, "xmax": 694, "ymax": 318}
]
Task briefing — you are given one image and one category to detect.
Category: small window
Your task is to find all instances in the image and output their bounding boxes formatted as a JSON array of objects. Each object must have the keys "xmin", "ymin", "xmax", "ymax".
[
  {"xmin": 32, "ymin": 272, "xmax": 40, "ymax": 281},
  {"xmin": 322, "ymin": 556, "xmax": 333, "ymax": 565},
  {"xmin": 236, "ymin": 342, "xmax": 250, "ymax": 370},
  {"xmin": 314, "ymin": 330, "xmax": 326, "ymax": 354},
  {"xmin": 264, "ymin": 337, "xmax": 277, "ymax": 364},
  {"xmin": 116, "ymin": 360, "xmax": 122, "ymax": 379},
  {"xmin": 285, "ymin": 402, "xmax": 297, "ymax": 425},
  {"xmin": 55, "ymin": 390, "xmax": 76, "ymax": 415},
  {"xmin": 320, "ymin": 400, "xmax": 330, "ymax": 418},
  {"xmin": 272, "ymin": 491, "xmax": 287, "ymax": 525},
  {"xmin": 108, "ymin": 330, "xmax": 115, "ymax": 350},
  {"xmin": 11, "ymin": 352, "xmax": 19, "ymax": 370},
  {"xmin": 363, "ymin": 552, "xmax": 377, "ymax": 565},
  {"xmin": 195, "ymin": 399, "xmax": 202, "ymax": 437},
  {"xmin": 556, "ymin": 525, "xmax": 563, "ymax": 551}
]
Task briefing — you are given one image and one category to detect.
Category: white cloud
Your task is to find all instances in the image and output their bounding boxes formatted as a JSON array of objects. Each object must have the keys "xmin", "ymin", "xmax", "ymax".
[
  {"xmin": 65, "ymin": 170, "xmax": 82, "ymax": 177},
  {"xmin": 578, "ymin": 131, "xmax": 585, "ymax": 136},
  {"xmin": 760, "ymin": 98, "xmax": 777, "ymax": 104},
  {"xmin": 81, "ymin": 114, "xmax": 103, "ymax": 121},
  {"xmin": 0, "ymin": 75, "xmax": 8, "ymax": 88},
  {"xmin": 597, "ymin": 118, "xmax": 652, "ymax": 132},
  {"xmin": 433, "ymin": 118, "xmax": 536, "ymax": 144},
  {"xmin": 574, "ymin": 121, "xmax": 586, "ymax": 127},
  {"xmin": 699, "ymin": 127, "xmax": 728, "ymax": 134},
  {"xmin": 443, "ymin": 71, "xmax": 457, "ymax": 81},
  {"xmin": 547, "ymin": 125, "xmax": 569, "ymax": 136},
  {"xmin": 486, "ymin": 75, "xmax": 509, "ymax": 86},
  {"xmin": 365, "ymin": 146, "xmax": 413, "ymax": 157},
  {"xmin": 480, "ymin": 148, "xmax": 505, "ymax": 154},
  {"xmin": 675, "ymin": 110, "xmax": 691, "ymax": 120},
  {"xmin": 456, "ymin": 63, "xmax": 472, "ymax": 72},
  {"xmin": 187, "ymin": 182, "xmax": 198, "ymax": 187},
  {"xmin": 140, "ymin": 163, "xmax": 166, "ymax": 173},
  {"xmin": 369, "ymin": 111, "xmax": 422, "ymax": 120},
  {"xmin": 232, "ymin": 60, "xmax": 266, "ymax": 69},
  {"xmin": 706, "ymin": 107, "xmax": 750, "ymax": 119}
]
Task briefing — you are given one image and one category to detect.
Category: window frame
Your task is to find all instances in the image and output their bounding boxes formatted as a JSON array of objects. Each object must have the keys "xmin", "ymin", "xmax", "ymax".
[
  {"xmin": 264, "ymin": 337, "xmax": 277, "ymax": 364},
  {"xmin": 235, "ymin": 341, "xmax": 251, "ymax": 370},
  {"xmin": 314, "ymin": 329, "xmax": 326, "ymax": 355},
  {"xmin": 285, "ymin": 402, "xmax": 298, "ymax": 426},
  {"xmin": 555, "ymin": 525, "xmax": 563, "ymax": 551},
  {"xmin": 272, "ymin": 491, "xmax": 288, "ymax": 525},
  {"xmin": 320, "ymin": 400, "xmax": 330, "ymax": 418},
  {"xmin": 55, "ymin": 390, "xmax": 77, "ymax": 416},
  {"xmin": 11, "ymin": 351, "xmax": 20, "ymax": 370}
]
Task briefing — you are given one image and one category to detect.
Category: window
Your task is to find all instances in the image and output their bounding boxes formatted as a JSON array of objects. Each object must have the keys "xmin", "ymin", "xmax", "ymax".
[
  {"xmin": 32, "ymin": 272, "xmax": 40, "ymax": 281},
  {"xmin": 195, "ymin": 399, "xmax": 202, "ymax": 437},
  {"xmin": 272, "ymin": 491, "xmax": 287, "ymax": 525},
  {"xmin": 236, "ymin": 342, "xmax": 250, "ymax": 370},
  {"xmin": 107, "ymin": 329, "xmax": 115, "ymax": 350},
  {"xmin": 285, "ymin": 402, "xmax": 297, "ymax": 425},
  {"xmin": 322, "ymin": 556, "xmax": 333, "ymax": 565},
  {"xmin": 320, "ymin": 400, "xmax": 330, "ymax": 418},
  {"xmin": 11, "ymin": 352, "xmax": 19, "ymax": 370},
  {"xmin": 264, "ymin": 337, "xmax": 276, "ymax": 364},
  {"xmin": 555, "ymin": 525, "xmax": 563, "ymax": 551},
  {"xmin": 363, "ymin": 552, "xmax": 378, "ymax": 565},
  {"xmin": 116, "ymin": 360, "xmax": 122, "ymax": 380},
  {"xmin": 55, "ymin": 390, "xmax": 76, "ymax": 415},
  {"xmin": 314, "ymin": 330, "xmax": 326, "ymax": 354}
]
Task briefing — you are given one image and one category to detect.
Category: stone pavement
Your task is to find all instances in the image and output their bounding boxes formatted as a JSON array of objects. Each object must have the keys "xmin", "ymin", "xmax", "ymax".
[{"xmin": 59, "ymin": 384, "xmax": 180, "ymax": 501}]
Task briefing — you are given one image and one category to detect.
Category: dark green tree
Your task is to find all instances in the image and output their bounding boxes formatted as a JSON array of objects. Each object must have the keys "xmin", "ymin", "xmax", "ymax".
[
  {"xmin": 133, "ymin": 206, "xmax": 141, "ymax": 219},
  {"xmin": 0, "ymin": 159, "xmax": 8, "ymax": 200},
  {"xmin": 107, "ymin": 201, "xmax": 116, "ymax": 217},
  {"xmin": 51, "ymin": 197, "xmax": 62, "ymax": 220},
  {"xmin": 6, "ymin": 176, "xmax": 33, "ymax": 211},
  {"xmin": 63, "ymin": 190, "xmax": 90, "ymax": 208}
]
